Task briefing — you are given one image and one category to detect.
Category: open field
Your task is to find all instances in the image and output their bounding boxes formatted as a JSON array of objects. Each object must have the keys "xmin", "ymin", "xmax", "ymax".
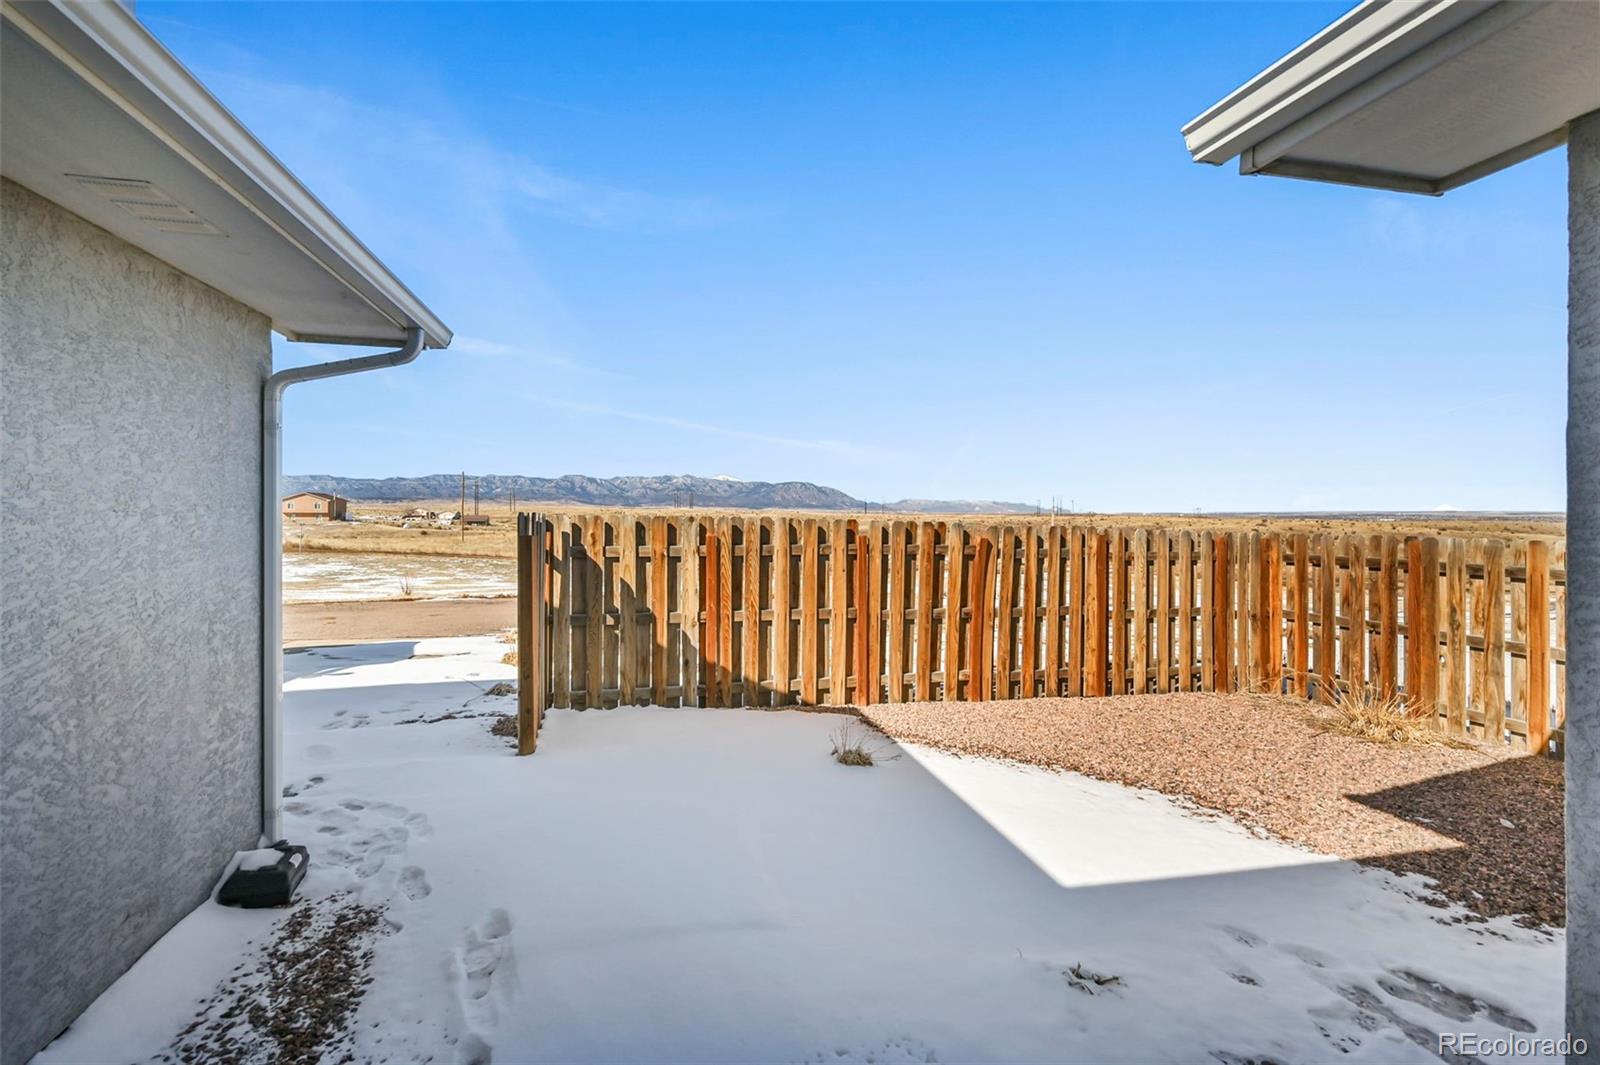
[
  {"xmin": 290, "ymin": 500, "xmax": 1564, "ymax": 560},
  {"xmin": 39, "ymin": 637, "xmax": 1565, "ymax": 1065}
]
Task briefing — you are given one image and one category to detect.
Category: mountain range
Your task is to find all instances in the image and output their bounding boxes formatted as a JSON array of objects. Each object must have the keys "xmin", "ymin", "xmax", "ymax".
[{"xmin": 283, "ymin": 473, "xmax": 1036, "ymax": 515}]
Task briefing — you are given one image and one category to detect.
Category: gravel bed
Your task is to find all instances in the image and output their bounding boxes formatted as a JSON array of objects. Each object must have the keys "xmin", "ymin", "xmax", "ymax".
[
  {"xmin": 161, "ymin": 893, "xmax": 388, "ymax": 1064},
  {"xmin": 856, "ymin": 692, "xmax": 1564, "ymax": 927}
]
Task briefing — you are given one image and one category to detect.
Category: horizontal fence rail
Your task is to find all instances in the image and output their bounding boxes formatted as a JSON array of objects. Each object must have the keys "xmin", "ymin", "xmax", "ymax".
[{"xmin": 516, "ymin": 511, "xmax": 1565, "ymax": 753}]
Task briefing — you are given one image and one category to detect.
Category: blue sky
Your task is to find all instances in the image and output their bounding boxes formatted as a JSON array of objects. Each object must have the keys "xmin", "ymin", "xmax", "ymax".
[{"xmin": 142, "ymin": 2, "xmax": 1568, "ymax": 511}]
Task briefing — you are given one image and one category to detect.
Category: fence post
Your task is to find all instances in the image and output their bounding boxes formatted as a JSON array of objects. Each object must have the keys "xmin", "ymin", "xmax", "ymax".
[
  {"xmin": 1528, "ymin": 539, "xmax": 1551, "ymax": 752},
  {"xmin": 516, "ymin": 513, "xmax": 547, "ymax": 756}
]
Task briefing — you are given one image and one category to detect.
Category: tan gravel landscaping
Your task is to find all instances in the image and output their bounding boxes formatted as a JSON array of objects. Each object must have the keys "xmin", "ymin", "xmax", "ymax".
[{"xmin": 856, "ymin": 692, "xmax": 1564, "ymax": 928}]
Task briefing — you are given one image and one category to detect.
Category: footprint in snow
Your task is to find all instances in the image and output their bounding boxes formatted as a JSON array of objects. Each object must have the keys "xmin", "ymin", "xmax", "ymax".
[
  {"xmin": 800, "ymin": 1037, "xmax": 938, "ymax": 1064},
  {"xmin": 455, "ymin": 909, "xmax": 516, "ymax": 1058}
]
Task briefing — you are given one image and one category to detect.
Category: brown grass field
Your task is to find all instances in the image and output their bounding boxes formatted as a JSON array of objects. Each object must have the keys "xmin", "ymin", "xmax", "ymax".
[{"xmin": 286, "ymin": 499, "xmax": 1563, "ymax": 561}]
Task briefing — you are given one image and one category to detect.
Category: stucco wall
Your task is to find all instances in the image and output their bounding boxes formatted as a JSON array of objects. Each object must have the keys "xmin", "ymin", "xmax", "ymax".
[
  {"xmin": 1568, "ymin": 110, "xmax": 1600, "ymax": 1055},
  {"xmin": 0, "ymin": 178, "xmax": 269, "ymax": 1065}
]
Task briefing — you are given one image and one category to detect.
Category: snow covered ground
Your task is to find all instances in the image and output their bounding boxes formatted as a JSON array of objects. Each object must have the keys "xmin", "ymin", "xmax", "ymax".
[
  {"xmin": 38, "ymin": 636, "xmax": 1565, "ymax": 1064},
  {"xmin": 282, "ymin": 551, "xmax": 514, "ymax": 603}
]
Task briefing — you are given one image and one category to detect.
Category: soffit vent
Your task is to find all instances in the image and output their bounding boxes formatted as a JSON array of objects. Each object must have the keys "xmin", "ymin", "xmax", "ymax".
[{"xmin": 68, "ymin": 174, "xmax": 225, "ymax": 236}]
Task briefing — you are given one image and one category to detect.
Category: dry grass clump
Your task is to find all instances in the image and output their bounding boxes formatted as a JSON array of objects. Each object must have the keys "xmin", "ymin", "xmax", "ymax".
[
  {"xmin": 1311, "ymin": 689, "xmax": 1475, "ymax": 749},
  {"xmin": 829, "ymin": 719, "xmax": 898, "ymax": 767},
  {"xmin": 501, "ymin": 650, "xmax": 518, "ymax": 667},
  {"xmin": 396, "ymin": 576, "xmax": 416, "ymax": 599}
]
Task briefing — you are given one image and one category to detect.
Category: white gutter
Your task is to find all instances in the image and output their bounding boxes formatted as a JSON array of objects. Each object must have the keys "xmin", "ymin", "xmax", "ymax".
[{"xmin": 260, "ymin": 327, "xmax": 425, "ymax": 843}]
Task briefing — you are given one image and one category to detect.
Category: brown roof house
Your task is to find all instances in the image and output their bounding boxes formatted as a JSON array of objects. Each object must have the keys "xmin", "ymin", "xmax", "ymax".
[
  {"xmin": 0, "ymin": 4, "xmax": 450, "ymax": 1062},
  {"xmin": 283, "ymin": 491, "xmax": 348, "ymax": 520}
]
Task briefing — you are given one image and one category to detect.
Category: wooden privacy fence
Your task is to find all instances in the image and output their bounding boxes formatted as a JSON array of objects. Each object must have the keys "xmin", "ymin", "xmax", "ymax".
[{"xmin": 515, "ymin": 511, "xmax": 1566, "ymax": 754}]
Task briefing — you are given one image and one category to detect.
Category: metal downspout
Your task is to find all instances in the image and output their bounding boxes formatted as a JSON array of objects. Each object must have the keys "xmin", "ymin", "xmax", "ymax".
[{"xmin": 261, "ymin": 327, "xmax": 426, "ymax": 843}]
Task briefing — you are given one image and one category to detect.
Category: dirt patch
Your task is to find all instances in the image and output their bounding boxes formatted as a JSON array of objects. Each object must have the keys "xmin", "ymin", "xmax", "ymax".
[
  {"xmin": 489, "ymin": 713, "xmax": 520, "ymax": 748},
  {"xmin": 284, "ymin": 597, "xmax": 515, "ymax": 647},
  {"xmin": 161, "ymin": 893, "xmax": 387, "ymax": 1064},
  {"xmin": 858, "ymin": 693, "xmax": 1564, "ymax": 927}
]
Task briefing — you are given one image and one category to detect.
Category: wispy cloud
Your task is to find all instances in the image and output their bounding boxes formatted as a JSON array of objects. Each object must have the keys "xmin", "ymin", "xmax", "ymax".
[
  {"xmin": 449, "ymin": 336, "xmax": 630, "ymax": 378},
  {"xmin": 528, "ymin": 396, "xmax": 901, "ymax": 459}
]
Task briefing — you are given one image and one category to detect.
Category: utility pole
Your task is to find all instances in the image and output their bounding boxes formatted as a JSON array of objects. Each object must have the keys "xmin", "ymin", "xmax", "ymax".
[{"xmin": 459, "ymin": 471, "xmax": 466, "ymax": 544}]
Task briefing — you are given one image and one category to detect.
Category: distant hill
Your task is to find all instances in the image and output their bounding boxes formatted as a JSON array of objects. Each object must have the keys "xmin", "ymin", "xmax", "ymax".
[{"xmin": 282, "ymin": 472, "xmax": 1036, "ymax": 515}]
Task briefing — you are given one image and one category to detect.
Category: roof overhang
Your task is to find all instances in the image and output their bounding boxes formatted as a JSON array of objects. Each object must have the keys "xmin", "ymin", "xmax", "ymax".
[
  {"xmin": 0, "ymin": 0, "xmax": 451, "ymax": 348},
  {"xmin": 1182, "ymin": 0, "xmax": 1600, "ymax": 195}
]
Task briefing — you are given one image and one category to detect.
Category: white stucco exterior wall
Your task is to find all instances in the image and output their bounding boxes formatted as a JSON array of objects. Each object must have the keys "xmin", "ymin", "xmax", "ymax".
[
  {"xmin": 1569, "ymin": 109, "xmax": 1600, "ymax": 1055},
  {"xmin": 0, "ymin": 178, "xmax": 269, "ymax": 1065}
]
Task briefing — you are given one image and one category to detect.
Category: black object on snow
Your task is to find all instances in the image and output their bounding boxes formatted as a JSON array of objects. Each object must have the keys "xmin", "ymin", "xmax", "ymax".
[{"xmin": 218, "ymin": 841, "xmax": 309, "ymax": 908}]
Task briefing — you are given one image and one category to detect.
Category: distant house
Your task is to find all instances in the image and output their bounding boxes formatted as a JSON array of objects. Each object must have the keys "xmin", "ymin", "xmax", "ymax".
[
  {"xmin": 463, "ymin": 513, "xmax": 491, "ymax": 526},
  {"xmin": 283, "ymin": 491, "xmax": 348, "ymax": 521}
]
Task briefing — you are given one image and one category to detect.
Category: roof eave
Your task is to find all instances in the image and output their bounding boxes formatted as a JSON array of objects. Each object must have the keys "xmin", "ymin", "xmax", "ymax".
[
  {"xmin": 1182, "ymin": 0, "xmax": 1526, "ymax": 172},
  {"xmin": 2, "ymin": 0, "xmax": 452, "ymax": 349}
]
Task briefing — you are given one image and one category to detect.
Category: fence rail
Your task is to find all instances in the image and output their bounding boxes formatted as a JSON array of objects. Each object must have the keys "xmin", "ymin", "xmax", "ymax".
[{"xmin": 515, "ymin": 511, "xmax": 1565, "ymax": 754}]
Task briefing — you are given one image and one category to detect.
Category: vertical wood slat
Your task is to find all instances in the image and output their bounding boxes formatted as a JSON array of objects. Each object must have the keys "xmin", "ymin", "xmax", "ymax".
[
  {"xmin": 1213, "ymin": 533, "xmax": 1233, "ymax": 691},
  {"xmin": 969, "ymin": 531, "xmax": 997, "ymax": 701},
  {"xmin": 1120, "ymin": 527, "xmax": 1132, "ymax": 694},
  {"xmin": 517, "ymin": 514, "xmax": 535, "ymax": 752},
  {"xmin": 551, "ymin": 519, "xmax": 572, "ymax": 709},
  {"xmin": 1266, "ymin": 534, "xmax": 1284, "ymax": 691},
  {"xmin": 1131, "ymin": 529, "xmax": 1150, "ymax": 694},
  {"xmin": 1177, "ymin": 532, "xmax": 1194, "ymax": 692},
  {"xmin": 943, "ymin": 524, "xmax": 967, "ymax": 701},
  {"xmin": 1317, "ymin": 534, "xmax": 1336, "ymax": 703},
  {"xmin": 1068, "ymin": 526, "xmax": 1088, "ymax": 698},
  {"xmin": 1509, "ymin": 541, "xmax": 1529, "ymax": 742},
  {"xmin": 1233, "ymin": 533, "xmax": 1251, "ymax": 693},
  {"xmin": 1200, "ymin": 532, "xmax": 1217, "ymax": 691},
  {"xmin": 1244, "ymin": 533, "xmax": 1264, "ymax": 691},
  {"xmin": 743, "ymin": 516, "xmax": 763, "ymax": 707},
  {"xmin": 914, "ymin": 523, "xmax": 937, "ymax": 701},
  {"xmin": 1019, "ymin": 528, "xmax": 1039, "ymax": 698},
  {"xmin": 886, "ymin": 521, "xmax": 907, "ymax": 703},
  {"xmin": 616, "ymin": 519, "xmax": 639, "ymax": 705},
  {"xmin": 1406, "ymin": 537, "xmax": 1441, "ymax": 716},
  {"xmin": 995, "ymin": 527, "xmax": 1017, "ymax": 700},
  {"xmin": 1154, "ymin": 530, "xmax": 1173, "ymax": 693},
  {"xmin": 1555, "ymin": 539, "xmax": 1568, "ymax": 734},
  {"xmin": 1290, "ymin": 533, "xmax": 1310, "ymax": 697},
  {"xmin": 799, "ymin": 519, "xmax": 820, "ymax": 705},
  {"xmin": 1527, "ymin": 539, "xmax": 1551, "ymax": 753},
  {"xmin": 828, "ymin": 519, "xmax": 850, "ymax": 703},
  {"xmin": 714, "ymin": 519, "xmax": 732, "ymax": 706},
  {"xmin": 865, "ymin": 522, "xmax": 884, "ymax": 705},
  {"xmin": 851, "ymin": 521, "xmax": 870, "ymax": 703},
  {"xmin": 678, "ymin": 517, "xmax": 701, "ymax": 707},
  {"xmin": 1481, "ymin": 539, "xmax": 1507, "ymax": 743},
  {"xmin": 1377, "ymin": 536, "xmax": 1399, "ymax": 700},
  {"xmin": 583, "ymin": 516, "xmax": 606, "ymax": 709},
  {"xmin": 703, "ymin": 520, "xmax": 723, "ymax": 706},
  {"xmin": 1084, "ymin": 530, "xmax": 1109, "ymax": 696},
  {"xmin": 1444, "ymin": 538, "xmax": 1467, "ymax": 734},
  {"xmin": 650, "ymin": 517, "xmax": 669, "ymax": 705},
  {"xmin": 1344, "ymin": 536, "xmax": 1367, "ymax": 699},
  {"xmin": 718, "ymin": 517, "xmax": 736, "ymax": 707},
  {"xmin": 771, "ymin": 519, "xmax": 792, "ymax": 706},
  {"xmin": 1048, "ymin": 527, "xmax": 1067, "ymax": 697}
]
